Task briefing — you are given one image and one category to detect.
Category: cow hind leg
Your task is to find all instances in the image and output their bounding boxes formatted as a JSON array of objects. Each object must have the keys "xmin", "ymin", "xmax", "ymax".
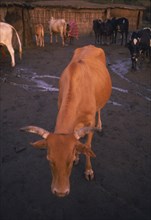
[
  {"xmin": 61, "ymin": 36, "xmax": 65, "ymax": 46},
  {"xmin": 42, "ymin": 37, "xmax": 44, "ymax": 47},
  {"xmin": 55, "ymin": 34, "xmax": 58, "ymax": 44},
  {"xmin": 7, "ymin": 45, "xmax": 15, "ymax": 67},
  {"xmin": 96, "ymin": 110, "xmax": 102, "ymax": 130},
  {"xmin": 50, "ymin": 33, "xmax": 53, "ymax": 44}
]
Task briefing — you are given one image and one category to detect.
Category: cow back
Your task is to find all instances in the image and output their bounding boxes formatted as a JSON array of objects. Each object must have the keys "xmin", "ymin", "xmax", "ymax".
[
  {"xmin": 49, "ymin": 18, "xmax": 66, "ymax": 35},
  {"xmin": 0, "ymin": 22, "xmax": 13, "ymax": 44},
  {"xmin": 55, "ymin": 45, "xmax": 112, "ymax": 134}
]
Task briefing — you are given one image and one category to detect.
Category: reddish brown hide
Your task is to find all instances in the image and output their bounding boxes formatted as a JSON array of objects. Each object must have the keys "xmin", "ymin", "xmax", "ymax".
[{"xmin": 21, "ymin": 45, "xmax": 112, "ymax": 197}]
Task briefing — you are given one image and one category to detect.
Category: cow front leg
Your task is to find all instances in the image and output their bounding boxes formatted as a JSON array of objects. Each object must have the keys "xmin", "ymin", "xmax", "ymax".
[
  {"xmin": 74, "ymin": 151, "xmax": 80, "ymax": 165},
  {"xmin": 85, "ymin": 132, "xmax": 94, "ymax": 180},
  {"xmin": 55, "ymin": 34, "xmax": 58, "ymax": 44}
]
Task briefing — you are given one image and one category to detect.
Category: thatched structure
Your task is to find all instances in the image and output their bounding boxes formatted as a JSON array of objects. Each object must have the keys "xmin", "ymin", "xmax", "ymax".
[
  {"xmin": 0, "ymin": 1, "xmax": 33, "ymax": 47},
  {"xmin": 0, "ymin": 1, "xmax": 145, "ymax": 47}
]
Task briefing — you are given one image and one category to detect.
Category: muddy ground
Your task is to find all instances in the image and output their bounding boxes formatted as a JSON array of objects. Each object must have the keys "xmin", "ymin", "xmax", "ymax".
[{"xmin": 0, "ymin": 34, "xmax": 151, "ymax": 220}]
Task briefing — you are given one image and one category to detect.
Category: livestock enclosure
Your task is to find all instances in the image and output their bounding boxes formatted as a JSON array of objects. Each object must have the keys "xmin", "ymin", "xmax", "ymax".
[
  {"xmin": 0, "ymin": 1, "xmax": 145, "ymax": 47},
  {"xmin": 1, "ymin": 2, "xmax": 151, "ymax": 220}
]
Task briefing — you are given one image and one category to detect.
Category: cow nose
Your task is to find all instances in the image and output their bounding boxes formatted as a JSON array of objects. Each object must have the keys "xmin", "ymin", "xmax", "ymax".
[{"xmin": 52, "ymin": 188, "xmax": 70, "ymax": 197}]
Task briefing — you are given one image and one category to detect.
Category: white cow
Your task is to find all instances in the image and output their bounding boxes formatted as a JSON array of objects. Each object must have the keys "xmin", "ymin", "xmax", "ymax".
[
  {"xmin": 48, "ymin": 17, "xmax": 67, "ymax": 46},
  {"xmin": 0, "ymin": 22, "xmax": 22, "ymax": 67}
]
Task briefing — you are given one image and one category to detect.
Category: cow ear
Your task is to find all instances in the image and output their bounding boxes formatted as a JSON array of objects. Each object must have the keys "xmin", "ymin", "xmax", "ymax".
[
  {"xmin": 30, "ymin": 139, "xmax": 48, "ymax": 149},
  {"xmin": 75, "ymin": 142, "xmax": 96, "ymax": 158}
]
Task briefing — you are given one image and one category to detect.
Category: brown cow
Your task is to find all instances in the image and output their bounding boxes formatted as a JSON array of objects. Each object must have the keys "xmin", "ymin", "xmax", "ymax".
[
  {"xmin": 35, "ymin": 24, "xmax": 44, "ymax": 47},
  {"xmin": 21, "ymin": 45, "xmax": 112, "ymax": 197}
]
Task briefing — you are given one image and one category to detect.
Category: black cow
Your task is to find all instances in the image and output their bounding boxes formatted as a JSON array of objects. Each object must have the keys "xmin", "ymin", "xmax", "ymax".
[
  {"xmin": 93, "ymin": 17, "xmax": 129, "ymax": 46},
  {"xmin": 103, "ymin": 19, "xmax": 115, "ymax": 45},
  {"xmin": 113, "ymin": 17, "xmax": 129, "ymax": 46},
  {"xmin": 138, "ymin": 28, "xmax": 151, "ymax": 59},
  {"xmin": 93, "ymin": 19, "xmax": 104, "ymax": 44},
  {"xmin": 93, "ymin": 19, "xmax": 115, "ymax": 45},
  {"xmin": 127, "ymin": 27, "xmax": 151, "ymax": 69}
]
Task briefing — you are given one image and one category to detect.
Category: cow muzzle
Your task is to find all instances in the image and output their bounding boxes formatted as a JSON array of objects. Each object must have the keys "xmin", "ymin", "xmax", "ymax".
[{"xmin": 51, "ymin": 186, "xmax": 70, "ymax": 197}]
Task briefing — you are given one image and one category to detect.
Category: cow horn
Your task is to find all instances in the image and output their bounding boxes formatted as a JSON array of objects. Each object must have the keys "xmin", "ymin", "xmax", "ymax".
[
  {"xmin": 20, "ymin": 126, "xmax": 49, "ymax": 139},
  {"xmin": 74, "ymin": 126, "xmax": 102, "ymax": 139}
]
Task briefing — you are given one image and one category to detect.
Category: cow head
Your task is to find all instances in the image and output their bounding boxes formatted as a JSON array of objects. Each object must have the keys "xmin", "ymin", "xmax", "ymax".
[{"xmin": 20, "ymin": 126, "xmax": 98, "ymax": 197}]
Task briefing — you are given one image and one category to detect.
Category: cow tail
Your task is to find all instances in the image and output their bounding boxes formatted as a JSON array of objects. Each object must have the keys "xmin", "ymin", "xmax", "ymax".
[{"xmin": 12, "ymin": 26, "xmax": 22, "ymax": 60}]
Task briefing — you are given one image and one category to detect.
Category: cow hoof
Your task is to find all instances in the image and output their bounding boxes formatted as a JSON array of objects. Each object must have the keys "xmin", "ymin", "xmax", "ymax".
[
  {"xmin": 74, "ymin": 152, "xmax": 80, "ymax": 165},
  {"xmin": 97, "ymin": 128, "xmax": 104, "ymax": 136},
  {"xmin": 85, "ymin": 169, "xmax": 94, "ymax": 180}
]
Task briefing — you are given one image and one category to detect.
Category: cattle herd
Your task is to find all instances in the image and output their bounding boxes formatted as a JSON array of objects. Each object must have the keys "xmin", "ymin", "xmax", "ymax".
[
  {"xmin": 0, "ymin": 16, "xmax": 151, "ymax": 69},
  {"xmin": 0, "ymin": 16, "xmax": 151, "ymax": 197},
  {"xmin": 92, "ymin": 17, "xmax": 151, "ymax": 69}
]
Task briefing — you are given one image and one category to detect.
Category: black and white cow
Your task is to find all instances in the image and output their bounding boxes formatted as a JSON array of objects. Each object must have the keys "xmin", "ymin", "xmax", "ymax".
[{"xmin": 127, "ymin": 27, "xmax": 151, "ymax": 69}]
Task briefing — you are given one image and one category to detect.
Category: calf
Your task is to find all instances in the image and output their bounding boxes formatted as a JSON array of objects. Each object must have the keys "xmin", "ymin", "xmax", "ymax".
[
  {"xmin": 21, "ymin": 45, "xmax": 112, "ymax": 197},
  {"xmin": 35, "ymin": 24, "xmax": 44, "ymax": 47},
  {"xmin": 0, "ymin": 22, "xmax": 22, "ymax": 67}
]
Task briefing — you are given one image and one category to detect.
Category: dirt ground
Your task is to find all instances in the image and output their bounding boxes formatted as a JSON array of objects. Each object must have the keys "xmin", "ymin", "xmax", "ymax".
[{"xmin": 0, "ymin": 34, "xmax": 151, "ymax": 220}]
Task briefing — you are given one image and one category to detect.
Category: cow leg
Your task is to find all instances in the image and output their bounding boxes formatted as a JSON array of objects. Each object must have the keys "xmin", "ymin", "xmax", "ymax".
[
  {"xmin": 0, "ymin": 46, "xmax": 6, "ymax": 59},
  {"xmin": 40, "ymin": 38, "xmax": 42, "ymax": 47},
  {"xmin": 55, "ymin": 34, "xmax": 58, "ymax": 44},
  {"xmin": 50, "ymin": 32, "xmax": 53, "ymax": 44},
  {"xmin": 125, "ymin": 32, "xmax": 128, "ymax": 46},
  {"xmin": 95, "ymin": 32, "xmax": 97, "ymax": 44},
  {"xmin": 7, "ymin": 44, "xmax": 15, "ymax": 67},
  {"xmin": 85, "ymin": 132, "xmax": 94, "ymax": 180},
  {"xmin": 40, "ymin": 36, "xmax": 44, "ymax": 47},
  {"xmin": 35, "ymin": 35, "xmax": 38, "ymax": 46},
  {"xmin": 121, "ymin": 33, "xmax": 124, "ymax": 46},
  {"xmin": 96, "ymin": 110, "xmax": 102, "ymax": 130},
  {"xmin": 74, "ymin": 151, "xmax": 80, "ymax": 165},
  {"xmin": 42, "ymin": 37, "xmax": 44, "ymax": 47},
  {"xmin": 38, "ymin": 36, "xmax": 40, "ymax": 46},
  {"xmin": 60, "ymin": 34, "xmax": 65, "ymax": 47}
]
